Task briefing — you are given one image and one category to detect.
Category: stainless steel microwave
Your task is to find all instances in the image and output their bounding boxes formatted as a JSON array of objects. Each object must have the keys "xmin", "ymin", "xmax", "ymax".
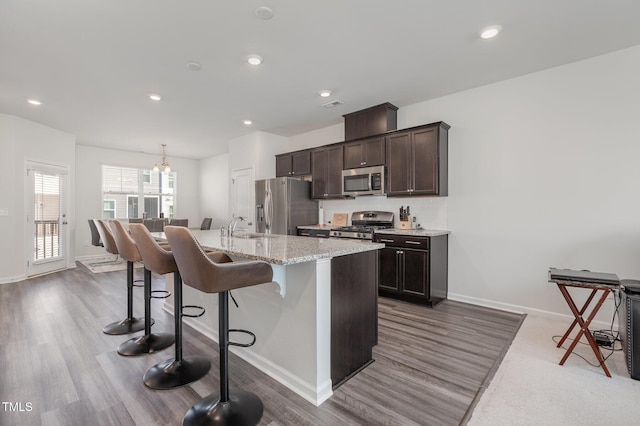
[{"xmin": 342, "ymin": 165, "xmax": 385, "ymax": 197}]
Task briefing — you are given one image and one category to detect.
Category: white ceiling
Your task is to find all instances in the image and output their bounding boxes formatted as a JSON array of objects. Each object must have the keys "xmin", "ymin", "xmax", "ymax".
[{"xmin": 2, "ymin": 0, "xmax": 640, "ymax": 160}]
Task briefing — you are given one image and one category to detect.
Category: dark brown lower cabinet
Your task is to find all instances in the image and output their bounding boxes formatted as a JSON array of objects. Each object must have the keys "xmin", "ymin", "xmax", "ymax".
[
  {"xmin": 331, "ymin": 250, "xmax": 378, "ymax": 389},
  {"xmin": 375, "ymin": 233, "xmax": 448, "ymax": 306}
]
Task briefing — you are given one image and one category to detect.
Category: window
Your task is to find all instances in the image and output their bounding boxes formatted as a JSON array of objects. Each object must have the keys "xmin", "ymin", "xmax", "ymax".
[
  {"xmin": 102, "ymin": 166, "xmax": 176, "ymax": 219},
  {"xmin": 103, "ymin": 200, "xmax": 116, "ymax": 219}
]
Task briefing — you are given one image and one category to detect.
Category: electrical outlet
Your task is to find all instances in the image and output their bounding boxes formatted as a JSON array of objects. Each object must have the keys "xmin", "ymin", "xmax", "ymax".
[{"xmin": 0, "ymin": 208, "xmax": 8, "ymax": 216}]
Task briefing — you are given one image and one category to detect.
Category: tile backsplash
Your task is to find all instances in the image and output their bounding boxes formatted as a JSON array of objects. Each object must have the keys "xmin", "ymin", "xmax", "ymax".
[{"xmin": 319, "ymin": 196, "xmax": 448, "ymax": 230}]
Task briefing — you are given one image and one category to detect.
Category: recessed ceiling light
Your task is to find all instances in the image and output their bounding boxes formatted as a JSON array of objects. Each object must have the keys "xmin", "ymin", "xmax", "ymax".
[
  {"xmin": 243, "ymin": 120, "xmax": 253, "ymax": 125},
  {"xmin": 185, "ymin": 61, "xmax": 202, "ymax": 71},
  {"xmin": 247, "ymin": 55, "xmax": 263, "ymax": 66},
  {"xmin": 148, "ymin": 94, "xmax": 162, "ymax": 101},
  {"xmin": 480, "ymin": 25, "xmax": 503, "ymax": 39},
  {"xmin": 319, "ymin": 90, "xmax": 332, "ymax": 98},
  {"xmin": 27, "ymin": 99, "xmax": 42, "ymax": 106},
  {"xmin": 255, "ymin": 6, "xmax": 274, "ymax": 20}
]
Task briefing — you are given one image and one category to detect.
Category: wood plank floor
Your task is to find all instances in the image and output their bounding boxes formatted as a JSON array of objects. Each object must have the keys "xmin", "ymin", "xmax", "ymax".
[{"xmin": 0, "ymin": 265, "xmax": 523, "ymax": 426}]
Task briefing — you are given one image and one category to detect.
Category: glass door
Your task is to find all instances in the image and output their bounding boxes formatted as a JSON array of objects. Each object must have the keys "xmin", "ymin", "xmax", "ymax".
[{"xmin": 26, "ymin": 162, "xmax": 68, "ymax": 276}]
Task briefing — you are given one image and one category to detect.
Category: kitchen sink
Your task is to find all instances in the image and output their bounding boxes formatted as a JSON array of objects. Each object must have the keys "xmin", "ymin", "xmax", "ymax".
[{"xmin": 234, "ymin": 233, "xmax": 278, "ymax": 239}]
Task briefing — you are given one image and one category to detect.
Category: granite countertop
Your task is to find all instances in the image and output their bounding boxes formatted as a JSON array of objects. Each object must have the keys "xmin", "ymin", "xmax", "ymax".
[
  {"xmin": 374, "ymin": 228, "xmax": 450, "ymax": 237},
  {"xmin": 156, "ymin": 230, "xmax": 383, "ymax": 266}
]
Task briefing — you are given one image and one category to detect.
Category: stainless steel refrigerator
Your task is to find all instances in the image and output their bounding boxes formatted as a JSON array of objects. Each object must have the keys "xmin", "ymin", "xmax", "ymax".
[{"xmin": 255, "ymin": 177, "xmax": 318, "ymax": 235}]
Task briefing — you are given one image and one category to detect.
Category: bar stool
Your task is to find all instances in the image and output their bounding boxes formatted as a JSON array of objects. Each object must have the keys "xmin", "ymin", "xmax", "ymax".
[
  {"xmin": 129, "ymin": 223, "xmax": 221, "ymax": 389},
  {"xmin": 94, "ymin": 220, "xmax": 147, "ymax": 334},
  {"xmin": 117, "ymin": 223, "xmax": 175, "ymax": 356},
  {"xmin": 165, "ymin": 225, "xmax": 273, "ymax": 426}
]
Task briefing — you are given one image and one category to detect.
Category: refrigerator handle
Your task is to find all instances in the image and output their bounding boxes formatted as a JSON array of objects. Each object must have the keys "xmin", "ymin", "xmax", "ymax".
[{"xmin": 264, "ymin": 189, "xmax": 273, "ymax": 231}]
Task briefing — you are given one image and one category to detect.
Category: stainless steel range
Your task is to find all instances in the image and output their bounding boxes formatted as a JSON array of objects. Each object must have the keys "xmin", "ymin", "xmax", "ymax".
[{"xmin": 330, "ymin": 211, "xmax": 394, "ymax": 240}]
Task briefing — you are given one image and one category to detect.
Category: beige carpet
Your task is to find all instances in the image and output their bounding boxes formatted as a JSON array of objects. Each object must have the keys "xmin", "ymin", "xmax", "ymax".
[
  {"xmin": 468, "ymin": 314, "xmax": 640, "ymax": 425},
  {"xmin": 78, "ymin": 257, "xmax": 142, "ymax": 273}
]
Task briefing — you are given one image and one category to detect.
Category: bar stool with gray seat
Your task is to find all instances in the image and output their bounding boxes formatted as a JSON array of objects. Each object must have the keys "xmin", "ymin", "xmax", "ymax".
[
  {"xmin": 165, "ymin": 225, "xmax": 273, "ymax": 426},
  {"xmin": 98, "ymin": 220, "xmax": 150, "ymax": 334},
  {"xmin": 129, "ymin": 223, "xmax": 218, "ymax": 388},
  {"xmin": 94, "ymin": 219, "xmax": 145, "ymax": 334},
  {"xmin": 117, "ymin": 223, "xmax": 175, "ymax": 356}
]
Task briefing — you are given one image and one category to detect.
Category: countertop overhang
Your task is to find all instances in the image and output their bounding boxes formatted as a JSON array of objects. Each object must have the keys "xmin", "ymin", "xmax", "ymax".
[{"xmin": 155, "ymin": 230, "xmax": 383, "ymax": 265}]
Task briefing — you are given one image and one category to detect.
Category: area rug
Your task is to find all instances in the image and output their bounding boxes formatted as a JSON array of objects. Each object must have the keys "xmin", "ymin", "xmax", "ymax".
[
  {"xmin": 78, "ymin": 257, "xmax": 143, "ymax": 273},
  {"xmin": 467, "ymin": 314, "xmax": 640, "ymax": 425}
]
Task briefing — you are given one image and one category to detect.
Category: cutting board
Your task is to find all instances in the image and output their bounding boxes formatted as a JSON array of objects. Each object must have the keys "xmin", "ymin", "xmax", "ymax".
[{"xmin": 332, "ymin": 213, "xmax": 348, "ymax": 227}]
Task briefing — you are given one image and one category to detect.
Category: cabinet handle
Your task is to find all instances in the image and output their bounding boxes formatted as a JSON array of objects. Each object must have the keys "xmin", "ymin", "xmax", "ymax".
[
  {"xmin": 380, "ymin": 239, "xmax": 394, "ymax": 243},
  {"xmin": 300, "ymin": 232, "xmax": 310, "ymax": 236},
  {"xmin": 405, "ymin": 241, "xmax": 421, "ymax": 245},
  {"xmin": 324, "ymin": 193, "xmax": 328, "ymax": 197}
]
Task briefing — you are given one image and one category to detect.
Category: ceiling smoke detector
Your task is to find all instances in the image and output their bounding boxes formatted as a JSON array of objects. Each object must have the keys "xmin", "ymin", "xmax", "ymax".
[
  {"xmin": 255, "ymin": 6, "xmax": 274, "ymax": 20},
  {"xmin": 185, "ymin": 61, "xmax": 202, "ymax": 71},
  {"xmin": 322, "ymin": 99, "xmax": 344, "ymax": 108}
]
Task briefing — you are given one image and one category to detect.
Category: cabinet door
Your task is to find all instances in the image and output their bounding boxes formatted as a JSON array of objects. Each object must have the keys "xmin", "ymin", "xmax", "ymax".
[
  {"xmin": 291, "ymin": 150, "xmax": 311, "ymax": 176},
  {"xmin": 326, "ymin": 145, "xmax": 344, "ymax": 197},
  {"xmin": 343, "ymin": 142, "xmax": 365, "ymax": 169},
  {"xmin": 311, "ymin": 149, "xmax": 328, "ymax": 198},
  {"xmin": 275, "ymin": 154, "xmax": 292, "ymax": 177},
  {"xmin": 379, "ymin": 247, "xmax": 400, "ymax": 291},
  {"xmin": 402, "ymin": 249, "xmax": 429, "ymax": 297},
  {"xmin": 386, "ymin": 132, "xmax": 412, "ymax": 195},
  {"xmin": 411, "ymin": 127, "xmax": 438, "ymax": 195},
  {"xmin": 363, "ymin": 136, "xmax": 385, "ymax": 166}
]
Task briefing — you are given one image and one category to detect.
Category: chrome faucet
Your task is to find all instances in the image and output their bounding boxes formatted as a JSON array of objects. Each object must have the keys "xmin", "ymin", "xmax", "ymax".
[{"xmin": 227, "ymin": 216, "xmax": 245, "ymax": 237}]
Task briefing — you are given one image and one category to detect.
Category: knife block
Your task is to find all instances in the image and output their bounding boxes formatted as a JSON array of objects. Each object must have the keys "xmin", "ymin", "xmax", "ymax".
[{"xmin": 398, "ymin": 215, "xmax": 413, "ymax": 230}]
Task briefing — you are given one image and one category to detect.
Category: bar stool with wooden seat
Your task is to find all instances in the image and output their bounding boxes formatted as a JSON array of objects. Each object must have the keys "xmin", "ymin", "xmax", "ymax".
[
  {"xmin": 165, "ymin": 225, "xmax": 273, "ymax": 426},
  {"xmin": 117, "ymin": 224, "xmax": 175, "ymax": 356},
  {"xmin": 129, "ymin": 223, "xmax": 221, "ymax": 389},
  {"xmin": 94, "ymin": 219, "xmax": 148, "ymax": 335}
]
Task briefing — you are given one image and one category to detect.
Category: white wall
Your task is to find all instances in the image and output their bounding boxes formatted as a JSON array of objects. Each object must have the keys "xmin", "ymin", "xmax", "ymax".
[
  {"xmin": 228, "ymin": 131, "xmax": 289, "ymax": 180},
  {"xmin": 287, "ymin": 123, "xmax": 344, "ymax": 153},
  {"xmin": 401, "ymin": 45, "xmax": 640, "ymax": 317},
  {"xmin": 0, "ymin": 114, "xmax": 76, "ymax": 282},
  {"xmin": 74, "ymin": 145, "xmax": 201, "ymax": 258},
  {"xmin": 199, "ymin": 153, "xmax": 229, "ymax": 230}
]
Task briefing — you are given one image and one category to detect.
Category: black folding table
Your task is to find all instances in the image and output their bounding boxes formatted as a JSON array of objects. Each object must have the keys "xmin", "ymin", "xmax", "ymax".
[{"xmin": 548, "ymin": 268, "xmax": 620, "ymax": 377}]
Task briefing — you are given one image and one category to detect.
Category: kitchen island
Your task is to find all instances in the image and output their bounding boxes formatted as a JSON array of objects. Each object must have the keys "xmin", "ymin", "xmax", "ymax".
[{"xmin": 157, "ymin": 230, "xmax": 383, "ymax": 406}]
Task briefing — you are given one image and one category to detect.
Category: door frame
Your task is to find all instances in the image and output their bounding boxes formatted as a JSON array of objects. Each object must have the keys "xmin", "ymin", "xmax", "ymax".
[
  {"xmin": 230, "ymin": 167, "xmax": 255, "ymax": 231},
  {"xmin": 25, "ymin": 160, "xmax": 70, "ymax": 277}
]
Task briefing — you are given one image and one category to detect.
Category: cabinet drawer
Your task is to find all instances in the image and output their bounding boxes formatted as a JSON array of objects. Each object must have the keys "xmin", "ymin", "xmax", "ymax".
[
  {"xmin": 374, "ymin": 234, "xmax": 429, "ymax": 249},
  {"xmin": 298, "ymin": 229, "xmax": 330, "ymax": 238}
]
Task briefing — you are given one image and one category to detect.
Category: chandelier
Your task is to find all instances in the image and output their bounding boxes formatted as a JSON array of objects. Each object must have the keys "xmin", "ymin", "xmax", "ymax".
[{"xmin": 153, "ymin": 144, "xmax": 171, "ymax": 172}]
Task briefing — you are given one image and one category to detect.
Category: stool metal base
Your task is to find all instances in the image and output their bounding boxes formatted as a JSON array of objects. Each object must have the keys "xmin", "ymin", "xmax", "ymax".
[
  {"xmin": 117, "ymin": 332, "xmax": 174, "ymax": 356},
  {"xmin": 143, "ymin": 356, "xmax": 211, "ymax": 390},
  {"xmin": 183, "ymin": 390, "xmax": 263, "ymax": 426},
  {"xmin": 103, "ymin": 317, "xmax": 152, "ymax": 335}
]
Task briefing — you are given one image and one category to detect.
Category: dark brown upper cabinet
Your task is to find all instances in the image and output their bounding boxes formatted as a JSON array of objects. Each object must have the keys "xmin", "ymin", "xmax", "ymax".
[
  {"xmin": 343, "ymin": 103, "xmax": 398, "ymax": 141},
  {"xmin": 386, "ymin": 122, "xmax": 449, "ymax": 197},
  {"xmin": 311, "ymin": 145, "xmax": 344, "ymax": 199},
  {"xmin": 275, "ymin": 150, "xmax": 311, "ymax": 177},
  {"xmin": 343, "ymin": 136, "xmax": 386, "ymax": 169}
]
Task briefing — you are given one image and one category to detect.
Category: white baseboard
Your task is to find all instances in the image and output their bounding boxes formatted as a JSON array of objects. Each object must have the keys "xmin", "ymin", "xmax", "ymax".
[
  {"xmin": 75, "ymin": 254, "xmax": 113, "ymax": 262},
  {"xmin": 448, "ymin": 292, "xmax": 617, "ymax": 330},
  {"xmin": 0, "ymin": 274, "xmax": 27, "ymax": 285},
  {"xmin": 162, "ymin": 304, "xmax": 332, "ymax": 406}
]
